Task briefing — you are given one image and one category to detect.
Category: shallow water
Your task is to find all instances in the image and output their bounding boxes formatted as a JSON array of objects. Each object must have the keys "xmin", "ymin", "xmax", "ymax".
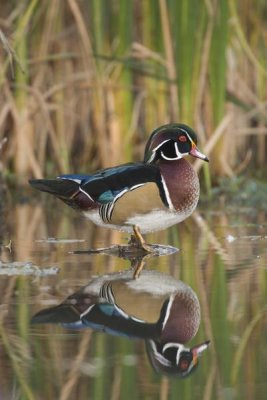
[{"xmin": 0, "ymin": 194, "xmax": 266, "ymax": 400}]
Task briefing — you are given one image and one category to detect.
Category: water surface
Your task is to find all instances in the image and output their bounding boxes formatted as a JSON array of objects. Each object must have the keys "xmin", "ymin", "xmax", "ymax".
[{"xmin": 0, "ymin": 195, "xmax": 266, "ymax": 399}]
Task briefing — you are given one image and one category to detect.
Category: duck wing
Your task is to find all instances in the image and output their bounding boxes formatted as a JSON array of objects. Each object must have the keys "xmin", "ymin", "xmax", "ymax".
[{"xmin": 29, "ymin": 162, "xmax": 167, "ymax": 210}]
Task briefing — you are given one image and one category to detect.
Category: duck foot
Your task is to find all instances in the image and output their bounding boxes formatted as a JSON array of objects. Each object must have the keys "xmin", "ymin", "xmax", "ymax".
[
  {"xmin": 73, "ymin": 244, "xmax": 151, "ymax": 258},
  {"xmin": 72, "ymin": 225, "xmax": 178, "ymax": 259},
  {"xmin": 131, "ymin": 257, "xmax": 147, "ymax": 280},
  {"xmin": 72, "ymin": 243, "xmax": 178, "ymax": 259},
  {"xmin": 128, "ymin": 225, "xmax": 153, "ymax": 253}
]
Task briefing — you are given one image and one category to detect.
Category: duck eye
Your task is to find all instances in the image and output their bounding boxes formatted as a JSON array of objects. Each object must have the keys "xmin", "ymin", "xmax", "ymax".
[
  {"xmin": 179, "ymin": 135, "xmax": 187, "ymax": 142},
  {"xmin": 180, "ymin": 360, "xmax": 189, "ymax": 370}
]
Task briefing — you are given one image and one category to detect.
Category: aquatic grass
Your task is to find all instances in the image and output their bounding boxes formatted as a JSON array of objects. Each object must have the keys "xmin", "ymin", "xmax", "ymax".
[
  {"xmin": 91, "ymin": 333, "xmax": 109, "ymax": 400},
  {"xmin": 229, "ymin": 1, "xmax": 267, "ymax": 79},
  {"xmin": 16, "ymin": 277, "xmax": 30, "ymax": 340},
  {"xmin": 0, "ymin": 0, "xmax": 266, "ymax": 182},
  {"xmin": 204, "ymin": 1, "xmax": 229, "ymax": 180},
  {"xmin": 159, "ymin": 0, "xmax": 179, "ymax": 121},
  {"xmin": 59, "ymin": 331, "xmax": 92, "ymax": 400},
  {"xmin": 0, "ymin": 321, "xmax": 34, "ymax": 400},
  {"xmin": 210, "ymin": 255, "xmax": 232, "ymax": 384},
  {"xmin": 231, "ymin": 307, "xmax": 267, "ymax": 385},
  {"xmin": 0, "ymin": 276, "xmax": 35, "ymax": 399},
  {"xmin": 119, "ymin": 340, "xmax": 138, "ymax": 400},
  {"xmin": 116, "ymin": 0, "xmax": 134, "ymax": 143},
  {"xmin": 169, "ymin": 0, "xmax": 208, "ymax": 124},
  {"xmin": 0, "ymin": 284, "xmax": 34, "ymax": 400},
  {"xmin": 209, "ymin": 1, "xmax": 229, "ymax": 126},
  {"xmin": 13, "ymin": 0, "xmax": 38, "ymax": 181}
]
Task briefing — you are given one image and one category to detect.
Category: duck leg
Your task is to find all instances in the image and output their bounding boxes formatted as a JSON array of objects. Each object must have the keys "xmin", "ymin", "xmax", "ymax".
[
  {"xmin": 129, "ymin": 225, "xmax": 152, "ymax": 253},
  {"xmin": 132, "ymin": 257, "xmax": 146, "ymax": 279}
]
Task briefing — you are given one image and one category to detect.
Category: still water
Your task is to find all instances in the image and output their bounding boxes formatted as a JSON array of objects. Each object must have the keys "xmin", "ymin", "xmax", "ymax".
[{"xmin": 0, "ymin": 193, "xmax": 266, "ymax": 400}]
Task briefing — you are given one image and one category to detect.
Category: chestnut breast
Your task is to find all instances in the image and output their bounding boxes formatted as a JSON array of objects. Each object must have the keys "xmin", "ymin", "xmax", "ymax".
[
  {"xmin": 159, "ymin": 159, "xmax": 199, "ymax": 213},
  {"xmin": 161, "ymin": 290, "xmax": 201, "ymax": 343}
]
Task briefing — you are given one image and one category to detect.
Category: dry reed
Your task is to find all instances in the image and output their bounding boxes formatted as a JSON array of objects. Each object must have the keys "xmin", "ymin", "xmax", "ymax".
[{"xmin": 0, "ymin": 0, "xmax": 266, "ymax": 185}]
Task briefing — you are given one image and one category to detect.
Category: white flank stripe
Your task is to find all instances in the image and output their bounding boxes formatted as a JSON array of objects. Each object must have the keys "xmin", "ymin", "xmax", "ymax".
[
  {"xmin": 107, "ymin": 183, "xmax": 145, "ymax": 214},
  {"xmin": 99, "ymin": 184, "xmax": 145, "ymax": 223},
  {"xmin": 79, "ymin": 187, "xmax": 94, "ymax": 202},
  {"xmin": 114, "ymin": 183, "xmax": 145, "ymax": 202},
  {"xmin": 80, "ymin": 304, "xmax": 95, "ymax": 319}
]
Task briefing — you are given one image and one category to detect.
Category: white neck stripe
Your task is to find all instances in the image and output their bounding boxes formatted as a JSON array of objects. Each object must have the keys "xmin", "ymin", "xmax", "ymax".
[
  {"xmin": 160, "ymin": 150, "xmax": 182, "ymax": 160},
  {"xmin": 162, "ymin": 294, "xmax": 175, "ymax": 329},
  {"xmin": 161, "ymin": 175, "xmax": 174, "ymax": 210}
]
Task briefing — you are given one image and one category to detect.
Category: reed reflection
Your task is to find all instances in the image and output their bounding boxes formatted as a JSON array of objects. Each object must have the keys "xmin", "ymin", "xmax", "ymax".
[{"xmin": 32, "ymin": 266, "xmax": 209, "ymax": 378}]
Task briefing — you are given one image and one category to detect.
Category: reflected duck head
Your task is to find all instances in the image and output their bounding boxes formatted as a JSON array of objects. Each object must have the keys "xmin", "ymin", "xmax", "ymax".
[{"xmin": 146, "ymin": 339, "xmax": 210, "ymax": 378}]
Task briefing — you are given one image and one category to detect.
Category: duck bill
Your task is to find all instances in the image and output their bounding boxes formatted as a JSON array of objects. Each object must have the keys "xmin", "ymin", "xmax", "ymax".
[
  {"xmin": 191, "ymin": 340, "xmax": 210, "ymax": 365},
  {"xmin": 190, "ymin": 145, "xmax": 209, "ymax": 162}
]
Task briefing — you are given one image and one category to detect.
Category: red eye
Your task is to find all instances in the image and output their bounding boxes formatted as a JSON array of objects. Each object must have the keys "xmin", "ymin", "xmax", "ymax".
[
  {"xmin": 179, "ymin": 135, "xmax": 187, "ymax": 142},
  {"xmin": 180, "ymin": 360, "xmax": 189, "ymax": 370}
]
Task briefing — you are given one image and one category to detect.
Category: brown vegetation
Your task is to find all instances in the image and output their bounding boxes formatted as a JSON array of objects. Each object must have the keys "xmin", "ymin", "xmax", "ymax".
[{"xmin": 0, "ymin": 0, "xmax": 266, "ymax": 185}]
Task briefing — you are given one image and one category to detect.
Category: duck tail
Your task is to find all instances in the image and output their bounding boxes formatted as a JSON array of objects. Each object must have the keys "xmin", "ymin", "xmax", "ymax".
[{"xmin": 29, "ymin": 178, "xmax": 79, "ymax": 199}]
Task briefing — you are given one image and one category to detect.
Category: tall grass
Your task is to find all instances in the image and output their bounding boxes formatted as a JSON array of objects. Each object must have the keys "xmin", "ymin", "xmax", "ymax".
[{"xmin": 0, "ymin": 0, "xmax": 266, "ymax": 184}]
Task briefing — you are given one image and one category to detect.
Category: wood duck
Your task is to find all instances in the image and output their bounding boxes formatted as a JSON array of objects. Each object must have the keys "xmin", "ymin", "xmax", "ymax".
[
  {"xmin": 32, "ymin": 270, "xmax": 210, "ymax": 377},
  {"xmin": 29, "ymin": 124, "xmax": 208, "ymax": 251}
]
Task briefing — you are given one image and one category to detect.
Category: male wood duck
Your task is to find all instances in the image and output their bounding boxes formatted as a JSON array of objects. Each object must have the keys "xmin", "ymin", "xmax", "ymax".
[
  {"xmin": 32, "ymin": 270, "xmax": 210, "ymax": 377},
  {"xmin": 29, "ymin": 124, "xmax": 208, "ymax": 251}
]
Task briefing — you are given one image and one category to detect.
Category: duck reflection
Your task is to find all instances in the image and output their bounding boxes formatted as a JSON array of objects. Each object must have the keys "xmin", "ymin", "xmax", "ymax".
[{"xmin": 32, "ymin": 269, "xmax": 209, "ymax": 378}]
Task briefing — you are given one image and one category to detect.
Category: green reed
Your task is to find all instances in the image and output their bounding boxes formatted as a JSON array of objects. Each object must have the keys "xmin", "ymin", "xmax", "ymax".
[{"xmin": 0, "ymin": 0, "xmax": 266, "ymax": 182}]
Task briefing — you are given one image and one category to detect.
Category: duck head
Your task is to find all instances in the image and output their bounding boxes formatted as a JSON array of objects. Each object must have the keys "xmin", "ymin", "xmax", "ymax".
[{"xmin": 144, "ymin": 123, "xmax": 209, "ymax": 163}]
